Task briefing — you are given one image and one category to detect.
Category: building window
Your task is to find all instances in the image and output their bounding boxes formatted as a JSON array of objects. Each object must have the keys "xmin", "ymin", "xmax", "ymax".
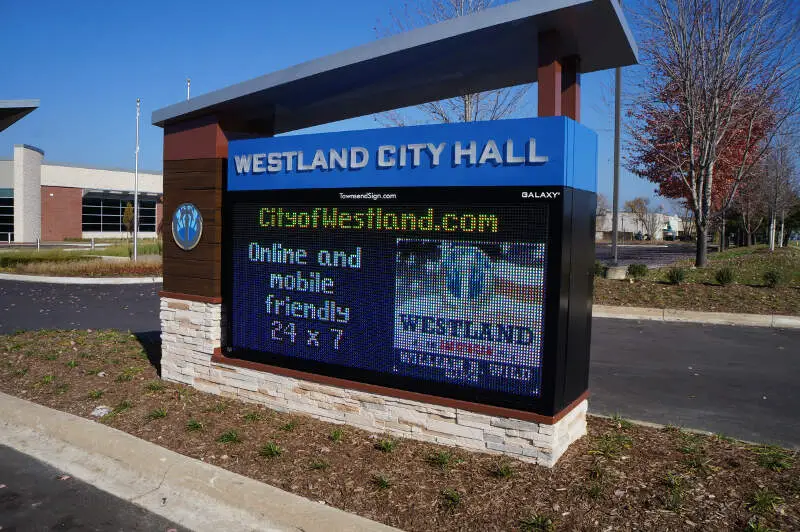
[
  {"xmin": 0, "ymin": 191, "xmax": 13, "ymax": 242},
  {"xmin": 81, "ymin": 193, "xmax": 159, "ymax": 233}
]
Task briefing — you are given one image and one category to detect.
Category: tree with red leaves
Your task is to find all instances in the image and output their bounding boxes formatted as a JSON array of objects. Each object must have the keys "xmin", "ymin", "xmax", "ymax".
[{"xmin": 627, "ymin": 0, "xmax": 799, "ymax": 266}]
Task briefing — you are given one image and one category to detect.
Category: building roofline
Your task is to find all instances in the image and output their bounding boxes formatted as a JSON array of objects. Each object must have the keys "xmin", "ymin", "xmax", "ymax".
[
  {"xmin": 14, "ymin": 143, "xmax": 44, "ymax": 155},
  {"xmin": 42, "ymin": 160, "xmax": 162, "ymax": 176}
]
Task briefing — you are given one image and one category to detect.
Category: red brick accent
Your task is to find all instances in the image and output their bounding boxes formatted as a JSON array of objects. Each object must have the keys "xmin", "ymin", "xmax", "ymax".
[
  {"xmin": 164, "ymin": 116, "xmax": 228, "ymax": 161},
  {"xmin": 41, "ymin": 186, "xmax": 82, "ymax": 241}
]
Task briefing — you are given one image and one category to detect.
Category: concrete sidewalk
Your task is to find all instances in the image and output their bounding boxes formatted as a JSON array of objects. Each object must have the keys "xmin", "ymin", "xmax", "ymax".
[
  {"xmin": 0, "ymin": 272, "xmax": 162, "ymax": 284},
  {"xmin": 0, "ymin": 391, "xmax": 398, "ymax": 532},
  {"xmin": 593, "ymin": 304, "xmax": 800, "ymax": 329}
]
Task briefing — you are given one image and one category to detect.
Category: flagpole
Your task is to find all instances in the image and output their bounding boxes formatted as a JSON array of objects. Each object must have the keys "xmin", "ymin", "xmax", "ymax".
[{"xmin": 134, "ymin": 98, "xmax": 140, "ymax": 262}]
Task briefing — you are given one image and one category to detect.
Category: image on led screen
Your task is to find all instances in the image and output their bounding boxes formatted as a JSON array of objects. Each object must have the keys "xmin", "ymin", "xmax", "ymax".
[
  {"xmin": 229, "ymin": 201, "xmax": 548, "ymax": 398},
  {"xmin": 394, "ymin": 239, "xmax": 546, "ymax": 396}
]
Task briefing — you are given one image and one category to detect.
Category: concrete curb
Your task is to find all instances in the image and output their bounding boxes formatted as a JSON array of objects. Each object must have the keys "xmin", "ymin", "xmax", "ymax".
[
  {"xmin": 0, "ymin": 273, "xmax": 162, "ymax": 284},
  {"xmin": 0, "ymin": 391, "xmax": 398, "ymax": 532},
  {"xmin": 594, "ymin": 304, "xmax": 800, "ymax": 329}
]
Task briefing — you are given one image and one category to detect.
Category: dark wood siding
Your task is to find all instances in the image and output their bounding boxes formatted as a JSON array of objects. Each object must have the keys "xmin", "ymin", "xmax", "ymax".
[{"xmin": 162, "ymin": 158, "xmax": 225, "ymax": 297}]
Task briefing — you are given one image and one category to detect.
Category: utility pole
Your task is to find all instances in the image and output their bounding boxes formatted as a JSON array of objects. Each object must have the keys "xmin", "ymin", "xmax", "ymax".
[
  {"xmin": 611, "ymin": 63, "xmax": 621, "ymax": 264},
  {"xmin": 187, "ymin": 78, "xmax": 191, "ymax": 100},
  {"xmin": 134, "ymin": 98, "xmax": 140, "ymax": 262},
  {"xmin": 610, "ymin": 0, "xmax": 623, "ymax": 265}
]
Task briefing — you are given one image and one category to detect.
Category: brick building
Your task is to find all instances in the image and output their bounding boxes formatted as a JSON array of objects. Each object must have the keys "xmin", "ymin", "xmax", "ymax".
[{"xmin": 0, "ymin": 144, "xmax": 163, "ymax": 243}]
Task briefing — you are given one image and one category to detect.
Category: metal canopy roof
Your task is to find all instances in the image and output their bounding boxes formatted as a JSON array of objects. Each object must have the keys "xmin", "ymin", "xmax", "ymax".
[
  {"xmin": 0, "ymin": 100, "xmax": 40, "ymax": 133},
  {"xmin": 152, "ymin": 0, "xmax": 636, "ymax": 135}
]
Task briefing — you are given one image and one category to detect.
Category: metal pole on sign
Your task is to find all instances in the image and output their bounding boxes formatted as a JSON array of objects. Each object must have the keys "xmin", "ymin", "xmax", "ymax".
[{"xmin": 134, "ymin": 98, "xmax": 140, "ymax": 262}]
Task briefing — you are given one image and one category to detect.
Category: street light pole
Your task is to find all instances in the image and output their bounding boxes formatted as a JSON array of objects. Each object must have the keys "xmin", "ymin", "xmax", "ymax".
[
  {"xmin": 611, "ymin": 0, "xmax": 622, "ymax": 265},
  {"xmin": 134, "ymin": 98, "xmax": 140, "ymax": 262},
  {"xmin": 611, "ymin": 65, "xmax": 621, "ymax": 265},
  {"xmin": 187, "ymin": 78, "xmax": 191, "ymax": 100}
]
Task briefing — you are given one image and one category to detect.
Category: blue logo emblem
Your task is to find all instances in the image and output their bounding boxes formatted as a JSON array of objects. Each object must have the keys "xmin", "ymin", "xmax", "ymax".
[
  {"xmin": 171, "ymin": 203, "xmax": 203, "ymax": 251},
  {"xmin": 440, "ymin": 244, "xmax": 494, "ymax": 305}
]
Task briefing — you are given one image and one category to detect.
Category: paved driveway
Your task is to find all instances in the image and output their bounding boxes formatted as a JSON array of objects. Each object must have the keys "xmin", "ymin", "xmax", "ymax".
[
  {"xmin": 0, "ymin": 280, "xmax": 159, "ymax": 335},
  {"xmin": 0, "ymin": 445, "xmax": 185, "ymax": 531},
  {"xmin": 595, "ymin": 243, "xmax": 697, "ymax": 267}
]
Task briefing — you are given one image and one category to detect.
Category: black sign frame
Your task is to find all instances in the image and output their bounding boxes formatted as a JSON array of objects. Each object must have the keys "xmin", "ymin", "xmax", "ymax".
[{"xmin": 222, "ymin": 185, "xmax": 594, "ymax": 417}]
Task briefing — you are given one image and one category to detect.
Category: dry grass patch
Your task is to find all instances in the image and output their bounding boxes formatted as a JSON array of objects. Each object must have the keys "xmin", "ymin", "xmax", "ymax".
[{"xmin": 12, "ymin": 258, "xmax": 162, "ymax": 277}]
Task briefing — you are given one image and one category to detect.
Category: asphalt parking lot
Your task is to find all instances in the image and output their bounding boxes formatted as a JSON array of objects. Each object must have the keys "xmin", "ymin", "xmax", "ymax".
[{"xmin": 595, "ymin": 242, "xmax": 697, "ymax": 267}]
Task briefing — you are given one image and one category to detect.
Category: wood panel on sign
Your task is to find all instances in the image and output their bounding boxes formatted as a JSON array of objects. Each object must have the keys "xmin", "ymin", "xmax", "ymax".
[{"xmin": 162, "ymin": 157, "xmax": 225, "ymax": 298}]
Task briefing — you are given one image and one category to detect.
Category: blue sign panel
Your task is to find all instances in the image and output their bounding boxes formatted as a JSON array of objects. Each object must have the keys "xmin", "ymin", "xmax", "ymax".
[
  {"xmin": 228, "ymin": 117, "xmax": 596, "ymax": 192},
  {"xmin": 225, "ymin": 117, "xmax": 597, "ymax": 412}
]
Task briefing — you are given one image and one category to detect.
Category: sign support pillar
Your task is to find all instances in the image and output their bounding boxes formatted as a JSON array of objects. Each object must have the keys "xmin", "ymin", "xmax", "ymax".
[{"xmin": 537, "ymin": 33, "xmax": 580, "ymax": 121}]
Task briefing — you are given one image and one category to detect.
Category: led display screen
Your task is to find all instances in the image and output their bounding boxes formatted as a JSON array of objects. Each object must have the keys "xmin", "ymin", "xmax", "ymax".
[
  {"xmin": 228, "ymin": 194, "xmax": 549, "ymax": 398},
  {"xmin": 225, "ymin": 117, "xmax": 597, "ymax": 411}
]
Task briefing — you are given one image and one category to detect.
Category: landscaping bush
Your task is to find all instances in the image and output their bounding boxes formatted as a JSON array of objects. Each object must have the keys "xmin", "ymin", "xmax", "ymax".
[
  {"xmin": 715, "ymin": 267, "xmax": 736, "ymax": 286},
  {"xmin": 666, "ymin": 267, "xmax": 687, "ymax": 285},
  {"xmin": 763, "ymin": 269, "xmax": 784, "ymax": 288},
  {"xmin": 627, "ymin": 263, "xmax": 648, "ymax": 280},
  {"xmin": 594, "ymin": 260, "xmax": 607, "ymax": 277}
]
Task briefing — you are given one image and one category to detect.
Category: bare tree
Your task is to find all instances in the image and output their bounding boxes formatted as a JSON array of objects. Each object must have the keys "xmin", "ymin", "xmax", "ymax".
[
  {"xmin": 625, "ymin": 197, "xmax": 663, "ymax": 240},
  {"xmin": 375, "ymin": 0, "xmax": 529, "ymax": 125},
  {"xmin": 596, "ymin": 193, "xmax": 611, "ymax": 217},
  {"xmin": 669, "ymin": 198, "xmax": 696, "ymax": 239},
  {"xmin": 628, "ymin": 0, "xmax": 800, "ymax": 266},
  {"xmin": 762, "ymin": 139, "xmax": 799, "ymax": 250},
  {"xmin": 734, "ymin": 166, "xmax": 768, "ymax": 246}
]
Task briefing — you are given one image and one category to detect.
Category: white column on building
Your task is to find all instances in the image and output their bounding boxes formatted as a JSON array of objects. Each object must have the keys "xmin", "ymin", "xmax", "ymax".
[{"xmin": 12, "ymin": 144, "xmax": 43, "ymax": 243}]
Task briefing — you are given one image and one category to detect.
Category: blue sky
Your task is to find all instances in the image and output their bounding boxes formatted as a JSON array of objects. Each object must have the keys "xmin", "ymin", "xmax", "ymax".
[{"xmin": 0, "ymin": 0, "xmax": 657, "ymax": 205}]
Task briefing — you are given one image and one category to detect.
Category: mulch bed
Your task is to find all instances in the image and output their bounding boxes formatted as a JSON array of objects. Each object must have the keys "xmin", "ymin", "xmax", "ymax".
[
  {"xmin": 594, "ymin": 279, "xmax": 800, "ymax": 316},
  {"xmin": 1, "ymin": 330, "xmax": 798, "ymax": 531}
]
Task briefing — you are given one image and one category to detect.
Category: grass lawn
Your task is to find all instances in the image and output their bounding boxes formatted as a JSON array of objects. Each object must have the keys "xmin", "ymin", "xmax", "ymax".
[
  {"xmin": 1, "ymin": 329, "xmax": 798, "ymax": 531},
  {"xmin": 595, "ymin": 246, "xmax": 800, "ymax": 315},
  {"xmin": 85, "ymin": 240, "xmax": 162, "ymax": 258}
]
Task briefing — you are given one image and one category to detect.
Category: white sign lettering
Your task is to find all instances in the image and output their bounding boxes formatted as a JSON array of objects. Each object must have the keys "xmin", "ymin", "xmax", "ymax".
[{"xmin": 232, "ymin": 138, "xmax": 549, "ymax": 175}]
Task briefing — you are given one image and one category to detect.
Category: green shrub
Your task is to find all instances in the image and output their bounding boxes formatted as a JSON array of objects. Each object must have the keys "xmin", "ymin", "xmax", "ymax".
[
  {"xmin": 666, "ymin": 267, "xmax": 687, "ymax": 285},
  {"xmin": 489, "ymin": 461, "xmax": 514, "ymax": 479},
  {"xmin": 372, "ymin": 473, "xmax": 392, "ymax": 490},
  {"xmin": 440, "ymin": 488, "xmax": 462, "ymax": 509},
  {"xmin": 762, "ymin": 269, "xmax": 783, "ymax": 288},
  {"xmin": 186, "ymin": 419, "xmax": 204, "ymax": 432},
  {"xmin": 715, "ymin": 267, "xmax": 736, "ymax": 286},
  {"xmin": 146, "ymin": 408, "xmax": 167, "ymax": 420},
  {"xmin": 217, "ymin": 430, "xmax": 242, "ymax": 444},
  {"xmin": 259, "ymin": 442, "xmax": 283, "ymax": 458},
  {"xmin": 593, "ymin": 260, "xmax": 607, "ymax": 277},
  {"xmin": 627, "ymin": 263, "xmax": 648, "ymax": 279},
  {"xmin": 375, "ymin": 438, "xmax": 397, "ymax": 453}
]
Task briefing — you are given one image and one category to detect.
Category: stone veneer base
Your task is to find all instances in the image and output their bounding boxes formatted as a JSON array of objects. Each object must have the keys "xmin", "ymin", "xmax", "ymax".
[{"xmin": 160, "ymin": 296, "xmax": 587, "ymax": 467}]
